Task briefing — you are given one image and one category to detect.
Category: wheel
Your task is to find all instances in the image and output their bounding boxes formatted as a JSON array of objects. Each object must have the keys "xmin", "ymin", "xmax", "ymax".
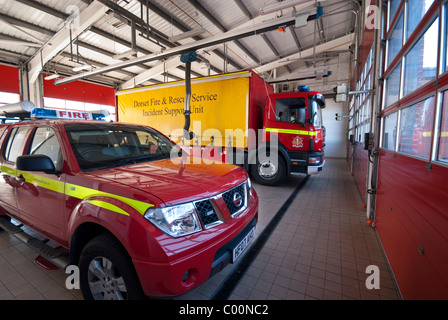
[
  {"xmin": 250, "ymin": 154, "xmax": 286, "ymax": 186},
  {"xmin": 79, "ymin": 233, "xmax": 146, "ymax": 300}
]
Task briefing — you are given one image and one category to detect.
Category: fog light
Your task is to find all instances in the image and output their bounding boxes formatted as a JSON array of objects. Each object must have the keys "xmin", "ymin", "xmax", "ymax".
[{"xmin": 182, "ymin": 269, "xmax": 191, "ymax": 282}]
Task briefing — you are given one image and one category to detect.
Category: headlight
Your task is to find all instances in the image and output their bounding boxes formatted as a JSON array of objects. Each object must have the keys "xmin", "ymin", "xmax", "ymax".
[
  {"xmin": 144, "ymin": 203, "xmax": 201, "ymax": 237},
  {"xmin": 247, "ymin": 177, "xmax": 253, "ymax": 198}
]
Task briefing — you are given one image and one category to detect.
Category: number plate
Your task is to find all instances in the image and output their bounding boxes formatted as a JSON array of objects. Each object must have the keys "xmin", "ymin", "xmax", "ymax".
[{"xmin": 232, "ymin": 227, "xmax": 255, "ymax": 262}]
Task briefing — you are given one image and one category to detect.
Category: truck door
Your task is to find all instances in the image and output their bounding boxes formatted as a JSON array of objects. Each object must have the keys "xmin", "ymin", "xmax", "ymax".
[
  {"xmin": 269, "ymin": 96, "xmax": 310, "ymax": 152},
  {"xmin": 0, "ymin": 125, "xmax": 30, "ymax": 218},
  {"xmin": 15, "ymin": 126, "xmax": 66, "ymax": 243}
]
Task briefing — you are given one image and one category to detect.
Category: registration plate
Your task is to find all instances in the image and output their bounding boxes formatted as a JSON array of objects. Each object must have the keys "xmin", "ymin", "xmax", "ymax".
[{"xmin": 232, "ymin": 227, "xmax": 255, "ymax": 262}]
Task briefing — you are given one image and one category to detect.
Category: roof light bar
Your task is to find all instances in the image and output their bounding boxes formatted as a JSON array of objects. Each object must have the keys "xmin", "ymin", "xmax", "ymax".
[
  {"xmin": 297, "ymin": 85, "xmax": 310, "ymax": 92},
  {"xmin": 30, "ymin": 108, "xmax": 109, "ymax": 121}
]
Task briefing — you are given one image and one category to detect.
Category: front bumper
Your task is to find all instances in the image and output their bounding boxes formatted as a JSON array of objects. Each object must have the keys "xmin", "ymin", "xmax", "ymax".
[
  {"xmin": 307, "ymin": 159, "xmax": 325, "ymax": 174},
  {"xmin": 132, "ymin": 193, "xmax": 258, "ymax": 298}
]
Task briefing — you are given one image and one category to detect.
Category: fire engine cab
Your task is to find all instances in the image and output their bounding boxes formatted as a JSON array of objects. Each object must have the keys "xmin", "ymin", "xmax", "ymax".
[{"xmin": 0, "ymin": 105, "xmax": 258, "ymax": 300}]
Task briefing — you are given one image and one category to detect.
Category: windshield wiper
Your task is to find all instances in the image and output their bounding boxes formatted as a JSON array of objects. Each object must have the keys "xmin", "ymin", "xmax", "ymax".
[{"xmin": 110, "ymin": 153, "xmax": 171, "ymax": 168}]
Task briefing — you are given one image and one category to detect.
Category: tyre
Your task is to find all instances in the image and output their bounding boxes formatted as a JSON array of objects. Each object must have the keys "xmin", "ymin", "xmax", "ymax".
[
  {"xmin": 250, "ymin": 154, "xmax": 287, "ymax": 186},
  {"xmin": 79, "ymin": 233, "xmax": 146, "ymax": 300}
]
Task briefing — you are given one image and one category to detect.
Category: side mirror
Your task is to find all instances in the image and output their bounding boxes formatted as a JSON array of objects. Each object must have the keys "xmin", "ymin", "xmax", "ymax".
[{"xmin": 16, "ymin": 154, "xmax": 56, "ymax": 174}]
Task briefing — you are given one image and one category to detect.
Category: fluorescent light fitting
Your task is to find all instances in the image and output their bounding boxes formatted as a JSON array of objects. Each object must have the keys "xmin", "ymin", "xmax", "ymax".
[
  {"xmin": 72, "ymin": 64, "xmax": 91, "ymax": 72},
  {"xmin": 113, "ymin": 49, "xmax": 137, "ymax": 60},
  {"xmin": 169, "ymin": 28, "xmax": 206, "ymax": 42},
  {"xmin": 298, "ymin": 66, "xmax": 329, "ymax": 73},
  {"xmin": 44, "ymin": 73, "xmax": 60, "ymax": 80},
  {"xmin": 260, "ymin": 0, "xmax": 306, "ymax": 15}
]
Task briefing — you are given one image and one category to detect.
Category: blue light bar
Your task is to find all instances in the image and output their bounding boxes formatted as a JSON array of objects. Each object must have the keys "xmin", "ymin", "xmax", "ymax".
[
  {"xmin": 297, "ymin": 85, "xmax": 310, "ymax": 92},
  {"xmin": 30, "ymin": 108, "xmax": 108, "ymax": 121},
  {"xmin": 31, "ymin": 108, "xmax": 57, "ymax": 118}
]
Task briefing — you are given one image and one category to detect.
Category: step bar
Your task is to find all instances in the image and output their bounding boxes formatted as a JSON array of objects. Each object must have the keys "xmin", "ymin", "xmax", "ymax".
[{"xmin": 0, "ymin": 216, "xmax": 69, "ymax": 270}]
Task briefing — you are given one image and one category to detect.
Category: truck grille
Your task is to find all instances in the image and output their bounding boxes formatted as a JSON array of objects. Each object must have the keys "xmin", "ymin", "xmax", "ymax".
[
  {"xmin": 194, "ymin": 199, "xmax": 220, "ymax": 227},
  {"xmin": 194, "ymin": 181, "xmax": 248, "ymax": 229},
  {"xmin": 222, "ymin": 183, "xmax": 246, "ymax": 216}
]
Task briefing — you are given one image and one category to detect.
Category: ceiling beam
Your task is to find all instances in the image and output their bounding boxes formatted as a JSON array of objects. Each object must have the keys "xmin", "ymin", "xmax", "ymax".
[
  {"xmin": 253, "ymin": 32, "xmax": 355, "ymax": 74},
  {"xmin": 27, "ymin": 0, "xmax": 109, "ymax": 83},
  {"xmin": 55, "ymin": 12, "xmax": 312, "ymax": 86}
]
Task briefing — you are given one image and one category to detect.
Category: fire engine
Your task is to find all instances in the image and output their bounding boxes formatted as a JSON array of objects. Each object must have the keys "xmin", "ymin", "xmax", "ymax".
[{"xmin": 117, "ymin": 71, "xmax": 326, "ymax": 186}]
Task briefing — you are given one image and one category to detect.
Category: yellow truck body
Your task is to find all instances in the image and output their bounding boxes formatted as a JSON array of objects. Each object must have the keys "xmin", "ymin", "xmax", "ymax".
[{"xmin": 116, "ymin": 71, "xmax": 261, "ymax": 149}]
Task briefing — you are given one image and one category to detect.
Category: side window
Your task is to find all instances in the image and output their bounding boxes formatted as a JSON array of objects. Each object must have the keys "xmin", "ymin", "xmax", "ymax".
[
  {"xmin": 29, "ymin": 127, "xmax": 62, "ymax": 170},
  {"xmin": 275, "ymin": 97, "xmax": 306, "ymax": 125},
  {"xmin": 4, "ymin": 126, "xmax": 29, "ymax": 163}
]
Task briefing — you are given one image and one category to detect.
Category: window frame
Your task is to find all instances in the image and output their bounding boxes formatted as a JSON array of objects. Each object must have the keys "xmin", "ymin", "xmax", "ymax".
[
  {"xmin": 396, "ymin": 94, "xmax": 436, "ymax": 160},
  {"xmin": 27, "ymin": 126, "xmax": 63, "ymax": 172},
  {"xmin": 2, "ymin": 126, "xmax": 29, "ymax": 163}
]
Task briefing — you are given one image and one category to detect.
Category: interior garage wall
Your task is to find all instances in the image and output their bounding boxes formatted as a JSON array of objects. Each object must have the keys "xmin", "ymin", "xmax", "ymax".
[{"xmin": 322, "ymin": 99, "xmax": 347, "ymax": 158}]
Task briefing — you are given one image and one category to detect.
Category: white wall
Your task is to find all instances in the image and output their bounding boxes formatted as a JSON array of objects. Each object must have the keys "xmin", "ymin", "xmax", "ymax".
[{"xmin": 322, "ymin": 99, "xmax": 347, "ymax": 158}]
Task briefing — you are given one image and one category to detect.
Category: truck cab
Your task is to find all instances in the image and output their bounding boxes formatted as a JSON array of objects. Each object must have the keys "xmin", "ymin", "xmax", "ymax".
[{"xmin": 252, "ymin": 86, "xmax": 325, "ymax": 185}]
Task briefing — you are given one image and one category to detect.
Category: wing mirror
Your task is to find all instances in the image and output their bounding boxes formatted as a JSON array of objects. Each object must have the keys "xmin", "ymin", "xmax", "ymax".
[{"xmin": 16, "ymin": 154, "xmax": 56, "ymax": 174}]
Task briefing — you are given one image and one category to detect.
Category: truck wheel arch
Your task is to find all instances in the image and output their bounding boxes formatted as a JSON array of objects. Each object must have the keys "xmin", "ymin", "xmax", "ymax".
[{"xmin": 69, "ymin": 222, "xmax": 115, "ymax": 266}]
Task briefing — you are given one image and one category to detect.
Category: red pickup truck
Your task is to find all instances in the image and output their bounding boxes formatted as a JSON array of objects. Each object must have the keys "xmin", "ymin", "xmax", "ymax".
[{"xmin": 0, "ymin": 109, "xmax": 258, "ymax": 300}]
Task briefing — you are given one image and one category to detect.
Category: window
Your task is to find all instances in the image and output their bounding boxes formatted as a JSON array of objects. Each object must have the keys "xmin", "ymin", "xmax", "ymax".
[
  {"xmin": 406, "ymin": 0, "xmax": 435, "ymax": 40},
  {"xmin": 387, "ymin": 11, "xmax": 403, "ymax": 68},
  {"xmin": 3, "ymin": 126, "xmax": 28, "ymax": 162},
  {"xmin": 403, "ymin": 17, "xmax": 439, "ymax": 96},
  {"xmin": 275, "ymin": 97, "xmax": 306, "ymax": 125},
  {"xmin": 437, "ymin": 90, "xmax": 448, "ymax": 163},
  {"xmin": 398, "ymin": 96, "xmax": 435, "ymax": 158},
  {"xmin": 384, "ymin": 62, "xmax": 401, "ymax": 108},
  {"xmin": 389, "ymin": 0, "xmax": 402, "ymax": 30},
  {"xmin": 445, "ymin": 2, "xmax": 448, "ymax": 73},
  {"xmin": 0, "ymin": 92, "xmax": 20, "ymax": 107},
  {"xmin": 382, "ymin": 112, "xmax": 398, "ymax": 150},
  {"xmin": 29, "ymin": 127, "xmax": 62, "ymax": 170}
]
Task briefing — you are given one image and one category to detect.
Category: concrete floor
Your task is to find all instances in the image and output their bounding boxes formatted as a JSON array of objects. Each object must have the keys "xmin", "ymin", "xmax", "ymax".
[{"xmin": 0, "ymin": 158, "xmax": 400, "ymax": 300}]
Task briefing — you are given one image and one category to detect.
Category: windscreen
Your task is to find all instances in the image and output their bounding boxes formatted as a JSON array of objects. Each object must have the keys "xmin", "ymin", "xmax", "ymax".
[
  {"xmin": 309, "ymin": 95, "xmax": 325, "ymax": 127},
  {"xmin": 65, "ymin": 123, "xmax": 179, "ymax": 171}
]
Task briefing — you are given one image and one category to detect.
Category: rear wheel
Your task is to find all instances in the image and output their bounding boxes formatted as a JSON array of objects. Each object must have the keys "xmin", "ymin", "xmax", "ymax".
[{"xmin": 79, "ymin": 233, "xmax": 146, "ymax": 300}]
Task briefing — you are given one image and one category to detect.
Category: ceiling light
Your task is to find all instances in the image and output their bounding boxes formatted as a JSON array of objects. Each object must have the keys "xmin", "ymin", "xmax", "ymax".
[
  {"xmin": 72, "ymin": 64, "xmax": 91, "ymax": 72},
  {"xmin": 260, "ymin": 0, "xmax": 326, "ymax": 16},
  {"xmin": 44, "ymin": 73, "xmax": 60, "ymax": 80},
  {"xmin": 260, "ymin": 0, "xmax": 306, "ymax": 15},
  {"xmin": 168, "ymin": 28, "xmax": 206, "ymax": 42},
  {"xmin": 113, "ymin": 49, "xmax": 137, "ymax": 60}
]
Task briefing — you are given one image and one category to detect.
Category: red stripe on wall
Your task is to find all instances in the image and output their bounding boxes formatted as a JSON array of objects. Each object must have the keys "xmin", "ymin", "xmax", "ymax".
[
  {"xmin": 43, "ymin": 75, "xmax": 115, "ymax": 106},
  {"xmin": 0, "ymin": 64, "xmax": 20, "ymax": 94}
]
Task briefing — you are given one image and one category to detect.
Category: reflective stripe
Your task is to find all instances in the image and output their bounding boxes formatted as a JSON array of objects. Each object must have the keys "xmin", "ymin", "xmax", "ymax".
[
  {"xmin": 265, "ymin": 128, "xmax": 317, "ymax": 136},
  {"xmin": 1, "ymin": 166, "xmax": 153, "ymax": 216},
  {"xmin": 65, "ymin": 182, "xmax": 153, "ymax": 215},
  {"xmin": 87, "ymin": 200, "xmax": 130, "ymax": 216}
]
